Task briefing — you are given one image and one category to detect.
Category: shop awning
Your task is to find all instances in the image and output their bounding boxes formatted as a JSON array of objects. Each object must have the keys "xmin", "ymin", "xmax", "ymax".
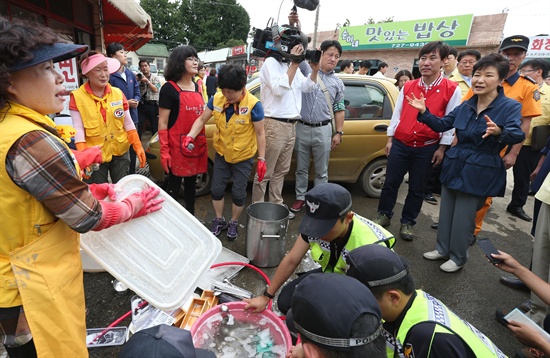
[{"xmin": 102, "ymin": 0, "xmax": 153, "ymax": 51}]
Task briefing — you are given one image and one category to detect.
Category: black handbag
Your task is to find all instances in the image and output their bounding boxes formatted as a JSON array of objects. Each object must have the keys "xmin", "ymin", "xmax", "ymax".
[{"xmin": 531, "ymin": 125, "xmax": 550, "ymax": 151}]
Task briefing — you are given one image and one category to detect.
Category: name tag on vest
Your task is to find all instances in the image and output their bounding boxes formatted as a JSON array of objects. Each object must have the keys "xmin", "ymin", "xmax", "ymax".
[{"xmin": 111, "ymin": 100, "xmax": 123, "ymax": 107}]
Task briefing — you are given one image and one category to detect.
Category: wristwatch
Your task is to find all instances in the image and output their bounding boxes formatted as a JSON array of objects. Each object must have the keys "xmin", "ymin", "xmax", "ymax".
[
  {"xmin": 335, "ymin": 131, "xmax": 344, "ymax": 136},
  {"xmin": 263, "ymin": 288, "xmax": 275, "ymax": 300}
]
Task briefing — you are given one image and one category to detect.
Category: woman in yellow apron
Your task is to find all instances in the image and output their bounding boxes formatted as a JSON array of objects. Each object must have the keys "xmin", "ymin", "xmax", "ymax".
[{"xmin": 0, "ymin": 16, "xmax": 163, "ymax": 357}]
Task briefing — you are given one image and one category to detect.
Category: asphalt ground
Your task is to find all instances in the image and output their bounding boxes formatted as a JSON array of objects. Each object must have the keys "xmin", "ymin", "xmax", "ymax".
[{"xmin": 84, "ymin": 169, "xmax": 536, "ymax": 357}]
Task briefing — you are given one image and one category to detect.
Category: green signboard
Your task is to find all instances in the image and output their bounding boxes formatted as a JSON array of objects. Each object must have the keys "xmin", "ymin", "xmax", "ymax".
[{"xmin": 339, "ymin": 14, "xmax": 474, "ymax": 50}]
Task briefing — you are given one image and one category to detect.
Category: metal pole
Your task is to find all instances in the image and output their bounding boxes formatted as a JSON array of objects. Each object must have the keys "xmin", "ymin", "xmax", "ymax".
[{"xmin": 312, "ymin": 4, "xmax": 320, "ymax": 48}]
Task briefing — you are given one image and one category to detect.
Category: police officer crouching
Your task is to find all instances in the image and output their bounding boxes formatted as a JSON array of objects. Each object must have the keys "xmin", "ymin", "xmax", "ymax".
[{"xmin": 346, "ymin": 245, "xmax": 506, "ymax": 358}]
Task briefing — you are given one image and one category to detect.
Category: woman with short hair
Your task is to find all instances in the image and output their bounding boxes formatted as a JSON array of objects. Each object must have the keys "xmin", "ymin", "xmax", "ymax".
[{"xmin": 408, "ymin": 53, "xmax": 525, "ymax": 272}]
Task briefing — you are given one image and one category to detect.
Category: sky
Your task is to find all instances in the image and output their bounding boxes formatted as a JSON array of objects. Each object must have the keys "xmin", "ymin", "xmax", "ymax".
[{"xmin": 236, "ymin": 0, "xmax": 549, "ymax": 39}]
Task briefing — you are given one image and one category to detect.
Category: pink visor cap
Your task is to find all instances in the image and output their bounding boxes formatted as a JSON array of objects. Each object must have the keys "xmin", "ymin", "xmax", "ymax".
[{"xmin": 81, "ymin": 54, "xmax": 120, "ymax": 75}]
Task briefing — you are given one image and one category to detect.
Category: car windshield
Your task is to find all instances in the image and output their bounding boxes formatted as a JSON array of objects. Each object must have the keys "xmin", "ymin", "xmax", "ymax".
[{"xmin": 149, "ymin": 64, "xmax": 158, "ymax": 73}]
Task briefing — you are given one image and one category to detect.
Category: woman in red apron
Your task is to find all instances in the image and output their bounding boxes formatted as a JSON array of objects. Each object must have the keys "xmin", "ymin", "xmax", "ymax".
[{"xmin": 158, "ymin": 45, "xmax": 208, "ymax": 215}]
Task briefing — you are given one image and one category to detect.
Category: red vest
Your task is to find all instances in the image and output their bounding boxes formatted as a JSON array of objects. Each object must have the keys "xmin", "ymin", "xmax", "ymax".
[{"xmin": 394, "ymin": 78, "xmax": 457, "ymax": 147}]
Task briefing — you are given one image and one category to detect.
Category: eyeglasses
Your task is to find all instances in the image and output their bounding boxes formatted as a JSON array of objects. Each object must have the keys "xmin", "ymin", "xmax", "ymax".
[
  {"xmin": 186, "ymin": 57, "xmax": 199, "ymax": 63},
  {"xmin": 520, "ymin": 69, "xmax": 536, "ymax": 74}
]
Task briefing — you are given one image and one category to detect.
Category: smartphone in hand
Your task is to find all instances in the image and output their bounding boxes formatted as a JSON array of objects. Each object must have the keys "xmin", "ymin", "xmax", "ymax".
[{"xmin": 477, "ymin": 238, "xmax": 502, "ymax": 264}]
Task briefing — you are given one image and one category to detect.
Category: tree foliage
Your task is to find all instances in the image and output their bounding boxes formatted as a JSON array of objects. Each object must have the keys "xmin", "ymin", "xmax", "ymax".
[
  {"xmin": 140, "ymin": 0, "xmax": 185, "ymax": 49},
  {"xmin": 366, "ymin": 16, "xmax": 394, "ymax": 24},
  {"xmin": 140, "ymin": 0, "xmax": 250, "ymax": 51}
]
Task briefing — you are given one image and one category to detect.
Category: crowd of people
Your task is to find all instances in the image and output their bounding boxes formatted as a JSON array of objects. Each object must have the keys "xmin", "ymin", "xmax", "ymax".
[{"xmin": 1, "ymin": 8, "xmax": 549, "ymax": 358}]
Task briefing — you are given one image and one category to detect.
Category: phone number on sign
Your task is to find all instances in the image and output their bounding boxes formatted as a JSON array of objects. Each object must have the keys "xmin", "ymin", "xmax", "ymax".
[{"xmin": 391, "ymin": 42, "xmax": 428, "ymax": 48}]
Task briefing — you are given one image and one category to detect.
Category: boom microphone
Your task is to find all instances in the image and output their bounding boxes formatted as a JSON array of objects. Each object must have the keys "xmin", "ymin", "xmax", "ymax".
[{"xmin": 293, "ymin": 0, "xmax": 319, "ymax": 11}]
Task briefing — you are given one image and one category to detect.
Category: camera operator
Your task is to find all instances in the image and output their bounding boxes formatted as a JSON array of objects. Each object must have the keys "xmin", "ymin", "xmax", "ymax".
[
  {"xmin": 138, "ymin": 59, "xmax": 162, "ymax": 138},
  {"xmin": 251, "ymin": 11, "xmax": 319, "ymax": 215},
  {"xmin": 290, "ymin": 40, "xmax": 345, "ymax": 214}
]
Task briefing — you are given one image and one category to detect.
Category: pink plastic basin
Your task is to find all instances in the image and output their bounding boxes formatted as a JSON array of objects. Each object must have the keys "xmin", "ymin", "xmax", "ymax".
[{"xmin": 190, "ymin": 301, "xmax": 291, "ymax": 355}]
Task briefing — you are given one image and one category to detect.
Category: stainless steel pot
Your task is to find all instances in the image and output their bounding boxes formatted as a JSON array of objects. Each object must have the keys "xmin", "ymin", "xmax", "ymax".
[{"xmin": 245, "ymin": 202, "xmax": 289, "ymax": 267}]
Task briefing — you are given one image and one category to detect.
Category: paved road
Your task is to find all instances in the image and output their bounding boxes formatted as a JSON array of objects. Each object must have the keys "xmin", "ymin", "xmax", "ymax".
[{"xmin": 84, "ymin": 170, "xmax": 535, "ymax": 357}]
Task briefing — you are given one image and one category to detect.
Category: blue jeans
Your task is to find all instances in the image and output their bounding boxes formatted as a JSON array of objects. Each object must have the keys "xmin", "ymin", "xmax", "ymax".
[{"xmin": 377, "ymin": 139, "xmax": 437, "ymax": 225}]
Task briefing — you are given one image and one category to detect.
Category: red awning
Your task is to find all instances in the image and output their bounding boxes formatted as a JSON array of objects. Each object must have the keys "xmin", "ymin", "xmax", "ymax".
[{"xmin": 102, "ymin": 0, "xmax": 153, "ymax": 51}]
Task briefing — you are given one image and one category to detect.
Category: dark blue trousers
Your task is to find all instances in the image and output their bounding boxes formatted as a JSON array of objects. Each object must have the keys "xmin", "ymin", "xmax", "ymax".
[{"xmin": 377, "ymin": 139, "xmax": 438, "ymax": 225}]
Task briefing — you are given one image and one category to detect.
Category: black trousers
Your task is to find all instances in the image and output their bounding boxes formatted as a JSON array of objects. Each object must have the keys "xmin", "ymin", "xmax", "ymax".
[
  {"xmin": 168, "ymin": 173, "xmax": 197, "ymax": 215},
  {"xmin": 138, "ymin": 101, "xmax": 159, "ymax": 138},
  {"xmin": 509, "ymin": 145, "xmax": 541, "ymax": 209}
]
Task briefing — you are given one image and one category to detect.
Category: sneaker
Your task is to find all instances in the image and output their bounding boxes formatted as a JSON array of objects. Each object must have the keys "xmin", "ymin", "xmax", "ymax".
[
  {"xmin": 440, "ymin": 260, "xmax": 464, "ymax": 273},
  {"xmin": 424, "ymin": 193, "xmax": 438, "ymax": 205},
  {"xmin": 290, "ymin": 200, "xmax": 305, "ymax": 212},
  {"xmin": 423, "ymin": 250, "xmax": 445, "ymax": 260},
  {"xmin": 211, "ymin": 217, "xmax": 228, "ymax": 236},
  {"xmin": 227, "ymin": 220, "xmax": 238, "ymax": 241},
  {"xmin": 516, "ymin": 347, "xmax": 546, "ymax": 358},
  {"xmin": 288, "ymin": 211, "xmax": 295, "ymax": 220},
  {"xmin": 400, "ymin": 223, "xmax": 414, "ymax": 241},
  {"xmin": 520, "ymin": 299, "xmax": 532, "ymax": 313},
  {"xmin": 374, "ymin": 213, "xmax": 391, "ymax": 227},
  {"xmin": 430, "ymin": 221, "xmax": 439, "ymax": 230}
]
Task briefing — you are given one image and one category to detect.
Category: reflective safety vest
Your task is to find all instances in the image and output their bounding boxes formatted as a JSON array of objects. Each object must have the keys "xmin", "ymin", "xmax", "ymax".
[
  {"xmin": 211, "ymin": 90, "xmax": 259, "ymax": 163},
  {"xmin": 71, "ymin": 83, "xmax": 130, "ymax": 162},
  {"xmin": 386, "ymin": 290, "xmax": 506, "ymax": 358},
  {"xmin": 308, "ymin": 213, "xmax": 395, "ymax": 274},
  {"xmin": 0, "ymin": 101, "xmax": 87, "ymax": 357}
]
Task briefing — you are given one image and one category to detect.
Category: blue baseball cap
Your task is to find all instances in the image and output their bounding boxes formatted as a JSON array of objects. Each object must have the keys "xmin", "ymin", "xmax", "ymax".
[
  {"xmin": 9, "ymin": 42, "xmax": 88, "ymax": 72},
  {"xmin": 346, "ymin": 245, "xmax": 409, "ymax": 288},
  {"xmin": 299, "ymin": 183, "xmax": 352, "ymax": 238},
  {"xmin": 291, "ymin": 273, "xmax": 382, "ymax": 351},
  {"xmin": 118, "ymin": 324, "xmax": 215, "ymax": 358}
]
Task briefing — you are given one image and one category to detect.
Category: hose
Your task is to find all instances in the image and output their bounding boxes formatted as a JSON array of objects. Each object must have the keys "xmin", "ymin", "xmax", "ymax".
[
  {"xmin": 100, "ymin": 261, "xmax": 273, "ymax": 332},
  {"xmin": 210, "ymin": 261, "xmax": 273, "ymax": 310}
]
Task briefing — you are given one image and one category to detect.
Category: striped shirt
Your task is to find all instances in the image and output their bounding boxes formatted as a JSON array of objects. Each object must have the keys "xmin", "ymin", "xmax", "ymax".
[
  {"xmin": 6, "ymin": 129, "xmax": 102, "ymax": 233},
  {"xmin": 299, "ymin": 62, "xmax": 345, "ymax": 123}
]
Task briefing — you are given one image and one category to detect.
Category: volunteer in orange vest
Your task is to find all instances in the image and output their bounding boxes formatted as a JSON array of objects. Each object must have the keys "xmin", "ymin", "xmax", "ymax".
[
  {"xmin": 70, "ymin": 51, "xmax": 146, "ymax": 184},
  {"xmin": 0, "ymin": 16, "xmax": 163, "ymax": 357}
]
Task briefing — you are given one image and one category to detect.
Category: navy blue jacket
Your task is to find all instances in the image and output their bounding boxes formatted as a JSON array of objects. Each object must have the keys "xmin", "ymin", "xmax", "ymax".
[
  {"xmin": 418, "ymin": 87, "xmax": 524, "ymax": 197},
  {"xmin": 109, "ymin": 68, "xmax": 140, "ymax": 124}
]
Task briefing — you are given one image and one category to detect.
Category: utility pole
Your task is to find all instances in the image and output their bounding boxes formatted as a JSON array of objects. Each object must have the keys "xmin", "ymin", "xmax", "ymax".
[{"xmin": 312, "ymin": 4, "xmax": 320, "ymax": 48}]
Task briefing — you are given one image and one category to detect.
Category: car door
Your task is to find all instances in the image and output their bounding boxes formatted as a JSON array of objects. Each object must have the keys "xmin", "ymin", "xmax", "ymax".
[{"xmin": 328, "ymin": 79, "xmax": 392, "ymax": 182}]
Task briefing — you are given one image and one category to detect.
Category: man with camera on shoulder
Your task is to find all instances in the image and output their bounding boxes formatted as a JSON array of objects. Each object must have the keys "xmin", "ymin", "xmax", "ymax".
[{"xmin": 251, "ymin": 10, "xmax": 319, "ymax": 217}]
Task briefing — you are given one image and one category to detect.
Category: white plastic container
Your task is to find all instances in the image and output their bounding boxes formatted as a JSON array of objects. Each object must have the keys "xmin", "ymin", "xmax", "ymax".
[{"xmin": 81, "ymin": 175, "xmax": 222, "ymax": 310}]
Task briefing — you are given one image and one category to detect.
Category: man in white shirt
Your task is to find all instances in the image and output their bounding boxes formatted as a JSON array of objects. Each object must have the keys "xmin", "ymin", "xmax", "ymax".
[
  {"xmin": 373, "ymin": 61, "xmax": 388, "ymax": 79},
  {"xmin": 251, "ymin": 23, "xmax": 318, "ymax": 213}
]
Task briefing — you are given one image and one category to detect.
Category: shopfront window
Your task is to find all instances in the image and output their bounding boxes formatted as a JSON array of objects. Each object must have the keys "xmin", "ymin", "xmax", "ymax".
[{"xmin": 50, "ymin": 0, "xmax": 73, "ymax": 20}]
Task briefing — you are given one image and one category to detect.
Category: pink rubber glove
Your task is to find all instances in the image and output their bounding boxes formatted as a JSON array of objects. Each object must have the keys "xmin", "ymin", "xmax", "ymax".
[
  {"xmin": 88, "ymin": 183, "xmax": 116, "ymax": 201},
  {"xmin": 93, "ymin": 187, "xmax": 164, "ymax": 231},
  {"xmin": 257, "ymin": 158, "xmax": 266, "ymax": 183},
  {"xmin": 182, "ymin": 136, "xmax": 195, "ymax": 153},
  {"xmin": 71, "ymin": 146, "xmax": 102, "ymax": 169},
  {"xmin": 158, "ymin": 129, "xmax": 171, "ymax": 173}
]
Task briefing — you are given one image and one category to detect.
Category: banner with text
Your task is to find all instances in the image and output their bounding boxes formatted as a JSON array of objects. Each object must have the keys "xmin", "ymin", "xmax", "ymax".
[
  {"xmin": 527, "ymin": 36, "xmax": 550, "ymax": 58},
  {"xmin": 339, "ymin": 14, "xmax": 474, "ymax": 51}
]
